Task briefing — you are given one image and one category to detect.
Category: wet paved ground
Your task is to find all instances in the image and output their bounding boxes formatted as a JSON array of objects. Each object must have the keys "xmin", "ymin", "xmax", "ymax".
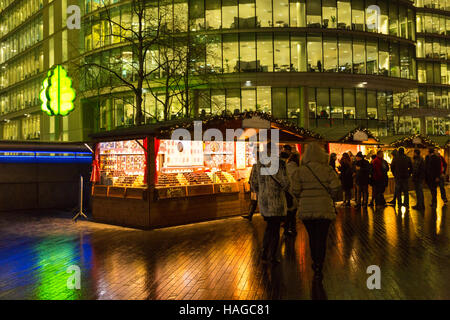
[{"xmin": 0, "ymin": 188, "xmax": 449, "ymax": 300}]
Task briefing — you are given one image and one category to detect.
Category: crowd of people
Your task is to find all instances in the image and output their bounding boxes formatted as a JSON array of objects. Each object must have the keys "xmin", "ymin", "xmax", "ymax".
[{"xmin": 242, "ymin": 143, "xmax": 448, "ymax": 283}]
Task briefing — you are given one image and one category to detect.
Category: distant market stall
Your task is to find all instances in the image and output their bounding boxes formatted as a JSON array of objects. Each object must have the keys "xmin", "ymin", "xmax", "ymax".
[
  {"xmin": 89, "ymin": 112, "xmax": 321, "ymax": 229},
  {"xmin": 311, "ymin": 126, "xmax": 380, "ymax": 160}
]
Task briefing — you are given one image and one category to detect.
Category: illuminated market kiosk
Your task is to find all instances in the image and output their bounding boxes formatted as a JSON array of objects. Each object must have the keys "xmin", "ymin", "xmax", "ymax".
[
  {"xmin": 380, "ymin": 134, "xmax": 449, "ymax": 180},
  {"xmin": 89, "ymin": 112, "xmax": 321, "ymax": 229}
]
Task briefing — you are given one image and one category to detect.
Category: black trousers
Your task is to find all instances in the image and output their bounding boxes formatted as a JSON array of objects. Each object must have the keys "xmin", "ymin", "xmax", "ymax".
[
  {"xmin": 262, "ymin": 216, "xmax": 283, "ymax": 259},
  {"xmin": 284, "ymin": 209, "xmax": 297, "ymax": 232},
  {"xmin": 373, "ymin": 181, "xmax": 386, "ymax": 206},
  {"xmin": 356, "ymin": 184, "xmax": 369, "ymax": 205},
  {"xmin": 303, "ymin": 219, "xmax": 331, "ymax": 270},
  {"xmin": 396, "ymin": 178, "xmax": 410, "ymax": 206},
  {"xmin": 427, "ymin": 181, "xmax": 438, "ymax": 206}
]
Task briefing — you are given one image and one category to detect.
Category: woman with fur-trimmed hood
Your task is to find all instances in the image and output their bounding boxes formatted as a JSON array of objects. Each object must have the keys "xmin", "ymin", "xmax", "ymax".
[
  {"xmin": 291, "ymin": 143, "xmax": 341, "ymax": 281},
  {"xmin": 250, "ymin": 145, "xmax": 289, "ymax": 264}
]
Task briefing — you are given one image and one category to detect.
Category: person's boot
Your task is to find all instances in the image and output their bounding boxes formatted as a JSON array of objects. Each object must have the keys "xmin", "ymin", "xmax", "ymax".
[{"xmin": 242, "ymin": 214, "xmax": 253, "ymax": 221}]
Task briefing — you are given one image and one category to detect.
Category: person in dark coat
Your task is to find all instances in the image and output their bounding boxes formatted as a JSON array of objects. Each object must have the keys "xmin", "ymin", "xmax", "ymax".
[
  {"xmin": 390, "ymin": 147, "xmax": 413, "ymax": 208},
  {"xmin": 387, "ymin": 150, "xmax": 399, "ymax": 206},
  {"xmin": 354, "ymin": 152, "xmax": 371, "ymax": 208},
  {"xmin": 371, "ymin": 150, "xmax": 388, "ymax": 207},
  {"xmin": 338, "ymin": 153, "xmax": 353, "ymax": 207},
  {"xmin": 368, "ymin": 154, "xmax": 376, "ymax": 207},
  {"xmin": 412, "ymin": 149, "xmax": 425, "ymax": 210},
  {"xmin": 329, "ymin": 153, "xmax": 337, "ymax": 172},
  {"xmin": 435, "ymin": 149, "xmax": 448, "ymax": 204},
  {"xmin": 425, "ymin": 148, "xmax": 443, "ymax": 208}
]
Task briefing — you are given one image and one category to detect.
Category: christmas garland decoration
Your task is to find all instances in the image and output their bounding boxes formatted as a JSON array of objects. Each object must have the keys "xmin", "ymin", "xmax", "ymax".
[
  {"xmin": 156, "ymin": 111, "xmax": 323, "ymax": 140},
  {"xmin": 341, "ymin": 127, "xmax": 379, "ymax": 143},
  {"xmin": 390, "ymin": 134, "xmax": 439, "ymax": 149}
]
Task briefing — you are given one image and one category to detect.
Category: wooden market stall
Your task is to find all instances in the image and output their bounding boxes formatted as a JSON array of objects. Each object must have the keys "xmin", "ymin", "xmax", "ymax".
[
  {"xmin": 89, "ymin": 112, "xmax": 321, "ymax": 229},
  {"xmin": 378, "ymin": 134, "xmax": 448, "ymax": 192}
]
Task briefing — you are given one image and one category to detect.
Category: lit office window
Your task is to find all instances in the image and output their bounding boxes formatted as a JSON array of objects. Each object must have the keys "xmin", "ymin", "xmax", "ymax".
[
  {"xmin": 290, "ymin": 35, "xmax": 306, "ymax": 72},
  {"xmin": 274, "ymin": 33, "xmax": 290, "ymax": 72},
  {"xmin": 323, "ymin": 37, "xmax": 337, "ymax": 72},
  {"xmin": 379, "ymin": 1, "xmax": 388, "ymax": 34},
  {"xmin": 226, "ymin": 89, "xmax": 241, "ymax": 113},
  {"xmin": 257, "ymin": 33, "xmax": 273, "ymax": 72},
  {"xmin": 322, "ymin": 0, "xmax": 337, "ymax": 29},
  {"xmin": 343, "ymin": 88, "xmax": 355, "ymax": 121},
  {"xmin": 355, "ymin": 89, "xmax": 366, "ymax": 120},
  {"xmin": 239, "ymin": 0, "xmax": 256, "ymax": 28},
  {"xmin": 189, "ymin": 0, "xmax": 204, "ymax": 31},
  {"xmin": 206, "ymin": 35, "xmax": 222, "ymax": 73},
  {"xmin": 338, "ymin": 36, "xmax": 352, "ymax": 73},
  {"xmin": 337, "ymin": 0, "xmax": 351, "ymax": 30},
  {"xmin": 366, "ymin": 40, "xmax": 378, "ymax": 75},
  {"xmin": 389, "ymin": 2, "xmax": 398, "ymax": 36},
  {"xmin": 256, "ymin": 0, "xmax": 273, "ymax": 27},
  {"xmin": 272, "ymin": 88, "xmax": 287, "ymax": 118},
  {"xmin": 222, "ymin": 0, "xmax": 238, "ymax": 29},
  {"xmin": 257, "ymin": 87, "xmax": 271, "ymax": 113},
  {"xmin": 352, "ymin": 38, "xmax": 365, "ymax": 74},
  {"xmin": 223, "ymin": 34, "xmax": 239, "ymax": 73},
  {"xmin": 289, "ymin": 0, "xmax": 305, "ymax": 27},
  {"xmin": 273, "ymin": 1, "xmax": 289, "ymax": 27},
  {"xmin": 211, "ymin": 90, "xmax": 226, "ymax": 114},
  {"xmin": 287, "ymin": 88, "xmax": 300, "ymax": 118},
  {"xmin": 306, "ymin": 0, "xmax": 321, "ymax": 27},
  {"xmin": 242, "ymin": 89, "xmax": 256, "ymax": 112},
  {"xmin": 206, "ymin": 0, "xmax": 222, "ymax": 29},
  {"xmin": 389, "ymin": 43, "xmax": 400, "ymax": 77},
  {"xmin": 330, "ymin": 88, "xmax": 343, "ymax": 119},
  {"xmin": 239, "ymin": 33, "xmax": 256, "ymax": 72},
  {"xmin": 307, "ymin": 34, "xmax": 322, "ymax": 72},
  {"xmin": 379, "ymin": 41, "xmax": 389, "ymax": 76},
  {"xmin": 352, "ymin": 0, "xmax": 364, "ymax": 31}
]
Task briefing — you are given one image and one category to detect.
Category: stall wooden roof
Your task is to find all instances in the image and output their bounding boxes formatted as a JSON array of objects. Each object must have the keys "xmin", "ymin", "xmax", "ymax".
[
  {"xmin": 311, "ymin": 126, "xmax": 380, "ymax": 145},
  {"xmin": 89, "ymin": 112, "xmax": 323, "ymax": 143},
  {"xmin": 379, "ymin": 134, "xmax": 445, "ymax": 149}
]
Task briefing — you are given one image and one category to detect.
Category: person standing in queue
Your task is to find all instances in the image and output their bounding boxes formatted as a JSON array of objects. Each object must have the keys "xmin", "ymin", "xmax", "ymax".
[
  {"xmin": 250, "ymin": 145, "xmax": 290, "ymax": 264},
  {"xmin": 390, "ymin": 147, "xmax": 412, "ymax": 208},
  {"xmin": 354, "ymin": 152, "xmax": 371, "ymax": 209},
  {"xmin": 435, "ymin": 149, "xmax": 448, "ymax": 204},
  {"xmin": 338, "ymin": 153, "xmax": 353, "ymax": 207},
  {"xmin": 368, "ymin": 154, "xmax": 377, "ymax": 207},
  {"xmin": 425, "ymin": 148, "xmax": 443, "ymax": 208},
  {"xmin": 371, "ymin": 150, "xmax": 388, "ymax": 207},
  {"xmin": 329, "ymin": 153, "xmax": 337, "ymax": 172},
  {"xmin": 284, "ymin": 153, "xmax": 300, "ymax": 236},
  {"xmin": 412, "ymin": 149, "xmax": 425, "ymax": 210},
  {"xmin": 291, "ymin": 143, "xmax": 341, "ymax": 281},
  {"xmin": 387, "ymin": 150, "xmax": 399, "ymax": 207}
]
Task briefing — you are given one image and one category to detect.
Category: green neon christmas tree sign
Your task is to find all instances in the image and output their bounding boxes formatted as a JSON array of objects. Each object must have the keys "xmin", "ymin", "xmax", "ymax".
[{"xmin": 40, "ymin": 65, "xmax": 76, "ymax": 116}]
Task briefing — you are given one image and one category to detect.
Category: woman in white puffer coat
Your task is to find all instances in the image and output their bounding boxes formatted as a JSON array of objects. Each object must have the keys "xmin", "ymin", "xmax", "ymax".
[{"xmin": 291, "ymin": 143, "xmax": 341, "ymax": 281}]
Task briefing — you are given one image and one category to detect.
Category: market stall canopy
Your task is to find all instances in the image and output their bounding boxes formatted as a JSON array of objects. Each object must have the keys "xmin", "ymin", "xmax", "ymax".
[
  {"xmin": 380, "ymin": 134, "xmax": 442, "ymax": 149},
  {"xmin": 311, "ymin": 126, "xmax": 379, "ymax": 145},
  {"xmin": 428, "ymin": 136, "xmax": 450, "ymax": 149},
  {"xmin": 89, "ymin": 112, "xmax": 323, "ymax": 143}
]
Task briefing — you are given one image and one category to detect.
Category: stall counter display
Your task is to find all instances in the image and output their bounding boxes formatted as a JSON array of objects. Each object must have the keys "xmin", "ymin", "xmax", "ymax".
[
  {"xmin": 155, "ymin": 139, "xmax": 251, "ymax": 199},
  {"xmin": 98, "ymin": 139, "xmax": 146, "ymax": 188}
]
